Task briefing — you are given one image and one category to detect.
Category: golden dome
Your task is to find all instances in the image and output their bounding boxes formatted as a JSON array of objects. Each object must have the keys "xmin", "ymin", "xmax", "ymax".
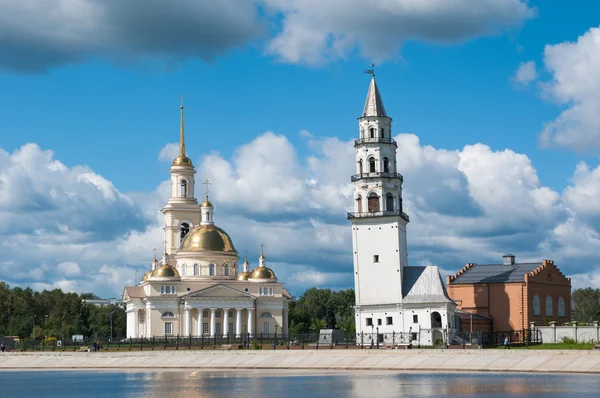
[
  {"xmin": 180, "ymin": 224, "xmax": 237, "ymax": 253},
  {"xmin": 172, "ymin": 155, "xmax": 193, "ymax": 167},
  {"xmin": 201, "ymin": 198, "xmax": 213, "ymax": 208},
  {"xmin": 141, "ymin": 270, "xmax": 153, "ymax": 282},
  {"xmin": 152, "ymin": 264, "xmax": 180, "ymax": 278},
  {"xmin": 237, "ymin": 271, "xmax": 250, "ymax": 281},
  {"xmin": 250, "ymin": 266, "xmax": 277, "ymax": 280}
]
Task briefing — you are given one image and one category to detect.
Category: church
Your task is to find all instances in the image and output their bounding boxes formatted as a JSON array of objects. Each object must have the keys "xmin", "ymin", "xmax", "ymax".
[
  {"xmin": 349, "ymin": 73, "xmax": 456, "ymax": 346},
  {"xmin": 122, "ymin": 105, "xmax": 290, "ymax": 339}
]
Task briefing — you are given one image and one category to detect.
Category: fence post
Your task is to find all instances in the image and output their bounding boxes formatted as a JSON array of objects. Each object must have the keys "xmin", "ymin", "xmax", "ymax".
[
  {"xmin": 361, "ymin": 332, "xmax": 364, "ymax": 349},
  {"xmin": 392, "ymin": 331, "xmax": 395, "ymax": 348}
]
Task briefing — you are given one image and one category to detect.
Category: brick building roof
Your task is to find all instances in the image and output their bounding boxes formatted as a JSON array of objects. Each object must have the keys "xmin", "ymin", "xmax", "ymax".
[{"xmin": 448, "ymin": 262, "xmax": 542, "ymax": 285}]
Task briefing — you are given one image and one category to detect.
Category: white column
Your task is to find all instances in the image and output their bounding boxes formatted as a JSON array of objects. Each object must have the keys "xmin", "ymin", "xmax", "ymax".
[
  {"xmin": 184, "ymin": 307, "xmax": 191, "ymax": 337},
  {"xmin": 196, "ymin": 308, "xmax": 203, "ymax": 337},
  {"xmin": 247, "ymin": 309, "xmax": 254, "ymax": 337},
  {"xmin": 283, "ymin": 310, "xmax": 289, "ymax": 336},
  {"xmin": 236, "ymin": 308, "xmax": 242, "ymax": 337},
  {"xmin": 223, "ymin": 308, "xmax": 230, "ymax": 336},
  {"xmin": 210, "ymin": 308, "xmax": 216, "ymax": 337}
]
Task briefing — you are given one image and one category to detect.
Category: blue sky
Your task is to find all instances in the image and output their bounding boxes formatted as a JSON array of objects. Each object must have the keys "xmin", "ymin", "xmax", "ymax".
[{"xmin": 1, "ymin": 0, "xmax": 600, "ymax": 297}]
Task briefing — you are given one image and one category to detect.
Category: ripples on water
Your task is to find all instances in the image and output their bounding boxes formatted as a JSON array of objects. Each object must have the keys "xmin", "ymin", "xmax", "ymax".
[{"xmin": 1, "ymin": 370, "xmax": 599, "ymax": 397}]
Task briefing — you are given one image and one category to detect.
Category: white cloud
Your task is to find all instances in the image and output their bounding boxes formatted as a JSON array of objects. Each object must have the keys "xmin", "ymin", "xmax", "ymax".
[
  {"xmin": 539, "ymin": 26, "xmax": 600, "ymax": 151},
  {"xmin": 512, "ymin": 61, "xmax": 537, "ymax": 86},
  {"xmin": 5, "ymin": 125, "xmax": 600, "ymax": 297},
  {"xmin": 263, "ymin": 0, "xmax": 535, "ymax": 65},
  {"xmin": 158, "ymin": 143, "xmax": 179, "ymax": 163}
]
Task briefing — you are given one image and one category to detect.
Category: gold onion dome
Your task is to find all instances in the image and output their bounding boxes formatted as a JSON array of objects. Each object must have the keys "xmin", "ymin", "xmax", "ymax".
[
  {"xmin": 237, "ymin": 271, "xmax": 250, "ymax": 281},
  {"xmin": 180, "ymin": 224, "xmax": 237, "ymax": 253},
  {"xmin": 172, "ymin": 155, "xmax": 193, "ymax": 167},
  {"xmin": 250, "ymin": 266, "xmax": 277, "ymax": 280},
  {"xmin": 141, "ymin": 270, "xmax": 152, "ymax": 282},
  {"xmin": 152, "ymin": 264, "xmax": 180, "ymax": 278},
  {"xmin": 201, "ymin": 197, "xmax": 213, "ymax": 208}
]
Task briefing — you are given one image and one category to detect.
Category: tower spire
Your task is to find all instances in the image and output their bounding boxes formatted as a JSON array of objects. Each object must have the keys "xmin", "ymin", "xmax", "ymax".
[
  {"xmin": 362, "ymin": 66, "xmax": 387, "ymax": 118},
  {"xmin": 172, "ymin": 98, "xmax": 193, "ymax": 167}
]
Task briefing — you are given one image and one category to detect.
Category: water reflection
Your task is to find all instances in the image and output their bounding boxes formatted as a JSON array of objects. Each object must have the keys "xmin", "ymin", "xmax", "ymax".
[{"xmin": 1, "ymin": 370, "xmax": 600, "ymax": 397}]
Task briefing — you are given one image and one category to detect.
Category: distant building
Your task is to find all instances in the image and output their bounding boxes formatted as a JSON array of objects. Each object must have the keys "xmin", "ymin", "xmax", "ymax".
[
  {"xmin": 122, "ymin": 104, "xmax": 291, "ymax": 339},
  {"xmin": 82, "ymin": 298, "xmax": 123, "ymax": 307},
  {"xmin": 350, "ymin": 73, "xmax": 456, "ymax": 346},
  {"xmin": 446, "ymin": 254, "xmax": 571, "ymax": 332}
]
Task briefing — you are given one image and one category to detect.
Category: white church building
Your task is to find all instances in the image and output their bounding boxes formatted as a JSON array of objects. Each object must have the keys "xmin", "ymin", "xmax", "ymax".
[
  {"xmin": 123, "ymin": 105, "xmax": 290, "ymax": 339},
  {"xmin": 349, "ymin": 73, "xmax": 456, "ymax": 346}
]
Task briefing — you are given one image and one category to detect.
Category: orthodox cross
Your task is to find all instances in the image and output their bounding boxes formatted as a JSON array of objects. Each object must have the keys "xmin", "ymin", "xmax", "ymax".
[
  {"xmin": 152, "ymin": 247, "xmax": 157, "ymax": 259},
  {"xmin": 163, "ymin": 239, "xmax": 168, "ymax": 254},
  {"xmin": 203, "ymin": 179, "xmax": 211, "ymax": 197},
  {"xmin": 260, "ymin": 243, "xmax": 265, "ymax": 255},
  {"xmin": 244, "ymin": 250, "xmax": 248, "ymax": 259}
]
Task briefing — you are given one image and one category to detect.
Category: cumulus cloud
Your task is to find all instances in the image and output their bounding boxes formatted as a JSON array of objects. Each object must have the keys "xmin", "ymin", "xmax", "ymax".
[
  {"xmin": 158, "ymin": 143, "xmax": 179, "ymax": 163},
  {"xmin": 263, "ymin": 0, "xmax": 535, "ymax": 65},
  {"xmin": 512, "ymin": 61, "xmax": 537, "ymax": 86},
  {"xmin": 5, "ymin": 125, "xmax": 600, "ymax": 297},
  {"xmin": 539, "ymin": 26, "xmax": 600, "ymax": 152},
  {"xmin": 0, "ymin": 0, "xmax": 262, "ymax": 73}
]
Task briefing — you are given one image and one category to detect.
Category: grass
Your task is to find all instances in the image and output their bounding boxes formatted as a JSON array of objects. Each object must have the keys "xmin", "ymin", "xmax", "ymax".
[{"xmin": 494, "ymin": 342, "xmax": 596, "ymax": 350}]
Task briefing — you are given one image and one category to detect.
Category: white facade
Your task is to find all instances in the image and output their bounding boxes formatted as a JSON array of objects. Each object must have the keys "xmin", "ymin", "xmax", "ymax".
[
  {"xmin": 350, "ymin": 75, "xmax": 455, "ymax": 345},
  {"xmin": 123, "ymin": 105, "xmax": 290, "ymax": 339}
]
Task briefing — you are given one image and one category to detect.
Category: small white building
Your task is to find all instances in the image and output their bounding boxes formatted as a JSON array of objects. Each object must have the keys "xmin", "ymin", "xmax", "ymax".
[
  {"xmin": 349, "ymin": 73, "xmax": 456, "ymax": 346},
  {"xmin": 122, "ymin": 105, "xmax": 291, "ymax": 339}
]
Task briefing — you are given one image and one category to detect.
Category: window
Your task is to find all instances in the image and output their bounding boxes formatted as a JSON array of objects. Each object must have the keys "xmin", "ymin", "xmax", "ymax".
[
  {"xmin": 383, "ymin": 157, "xmax": 389, "ymax": 173},
  {"xmin": 209, "ymin": 263, "xmax": 215, "ymax": 276},
  {"xmin": 228, "ymin": 310, "xmax": 234, "ymax": 318},
  {"xmin": 373, "ymin": 255, "xmax": 379, "ymax": 263},
  {"xmin": 202, "ymin": 322, "xmax": 209, "ymax": 334},
  {"xmin": 558, "ymin": 296, "xmax": 566, "ymax": 317},
  {"xmin": 224, "ymin": 264, "xmax": 229, "ymax": 276},
  {"xmin": 386, "ymin": 316, "xmax": 393, "ymax": 325},
  {"xmin": 381, "ymin": 128, "xmax": 385, "ymax": 138},
  {"xmin": 377, "ymin": 318, "xmax": 382, "ymax": 326},
  {"xmin": 164, "ymin": 322, "xmax": 173, "ymax": 335},
  {"xmin": 215, "ymin": 310, "xmax": 221, "ymax": 318},
  {"xmin": 411, "ymin": 332, "xmax": 417, "ymax": 341},
  {"xmin": 358, "ymin": 159, "xmax": 363, "ymax": 174},
  {"xmin": 260, "ymin": 312, "xmax": 273, "ymax": 318},
  {"xmin": 386, "ymin": 194, "xmax": 394, "ymax": 211},
  {"xmin": 180, "ymin": 180, "xmax": 187, "ymax": 197},
  {"xmin": 264, "ymin": 322, "xmax": 270, "ymax": 334},
  {"xmin": 259, "ymin": 287, "xmax": 274, "ymax": 296},
  {"xmin": 180, "ymin": 223, "xmax": 190, "ymax": 245},
  {"xmin": 533, "ymin": 295, "xmax": 540, "ymax": 316},
  {"xmin": 203, "ymin": 310, "xmax": 209, "ymax": 318},
  {"xmin": 370, "ymin": 128, "xmax": 375, "ymax": 138},
  {"xmin": 413, "ymin": 315, "xmax": 418, "ymax": 323},
  {"xmin": 229, "ymin": 323, "xmax": 234, "ymax": 334},
  {"xmin": 368, "ymin": 193, "xmax": 380, "ymax": 212},
  {"xmin": 160, "ymin": 285, "xmax": 176, "ymax": 295},
  {"xmin": 193, "ymin": 264, "xmax": 199, "ymax": 276},
  {"xmin": 161, "ymin": 311, "xmax": 175, "ymax": 318},
  {"xmin": 215, "ymin": 323, "xmax": 222, "ymax": 335},
  {"xmin": 366, "ymin": 318, "xmax": 373, "ymax": 326},
  {"xmin": 369, "ymin": 157, "xmax": 376, "ymax": 173},
  {"xmin": 546, "ymin": 296, "xmax": 553, "ymax": 316}
]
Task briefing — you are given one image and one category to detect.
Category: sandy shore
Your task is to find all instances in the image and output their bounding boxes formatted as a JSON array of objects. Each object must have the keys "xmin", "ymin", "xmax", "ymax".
[{"xmin": 2, "ymin": 349, "xmax": 600, "ymax": 374}]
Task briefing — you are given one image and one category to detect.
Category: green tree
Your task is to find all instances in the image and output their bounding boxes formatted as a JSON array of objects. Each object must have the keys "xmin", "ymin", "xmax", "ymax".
[{"xmin": 572, "ymin": 288, "xmax": 600, "ymax": 323}]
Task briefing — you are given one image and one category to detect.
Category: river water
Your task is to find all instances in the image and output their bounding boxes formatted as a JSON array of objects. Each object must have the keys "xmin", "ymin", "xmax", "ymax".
[{"xmin": 1, "ymin": 370, "xmax": 599, "ymax": 397}]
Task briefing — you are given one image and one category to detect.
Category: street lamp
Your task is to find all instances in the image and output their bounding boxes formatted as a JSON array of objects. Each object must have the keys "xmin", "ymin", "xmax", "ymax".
[{"xmin": 109, "ymin": 312, "xmax": 115, "ymax": 343}]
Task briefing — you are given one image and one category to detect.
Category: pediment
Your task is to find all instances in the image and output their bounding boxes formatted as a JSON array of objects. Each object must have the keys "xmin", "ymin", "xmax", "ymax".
[{"xmin": 184, "ymin": 284, "xmax": 255, "ymax": 299}]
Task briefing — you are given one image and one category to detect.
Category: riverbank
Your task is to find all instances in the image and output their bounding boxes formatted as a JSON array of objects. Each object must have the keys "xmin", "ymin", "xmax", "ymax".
[{"xmin": 2, "ymin": 349, "xmax": 600, "ymax": 374}]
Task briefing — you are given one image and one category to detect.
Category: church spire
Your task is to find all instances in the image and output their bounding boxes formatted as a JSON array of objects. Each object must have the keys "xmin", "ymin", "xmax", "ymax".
[
  {"xmin": 172, "ymin": 98, "xmax": 193, "ymax": 167},
  {"xmin": 362, "ymin": 73, "xmax": 387, "ymax": 118}
]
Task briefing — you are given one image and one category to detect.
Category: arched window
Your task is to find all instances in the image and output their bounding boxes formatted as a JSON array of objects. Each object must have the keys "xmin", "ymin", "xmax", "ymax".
[
  {"xmin": 368, "ymin": 193, "xmax": 380, "ymax": 212},
  {"xmin": 383, "ymin": 157, "xmax": 389, "ymax": 173},
  {"xmin": 260, "ymin": 312, "xmax": 273, "ymax": 318},
  {"xmin": 533, "ymin": 295, "xmax": 540, "ymax": 316},
  {"xmin": 193, "ymin": 263, "xmax": 199, "ymax": 276},
  {"xmin": 209, "ymin": 263, "xmax": 215, "ymax": 276},
  {"xmin": 370, "ymin": 128, "xmax": 375, "ymax": 138},
  {"xmin": 369, "ymin": 157, "xmax": 376, "ymax": 173},
  {"xmin": 358, "ymin": 159, "xmax": 363, "ymax": 174},
  {"xmin": 224, "ymin": 264, "xmax": 229, "ymax": 276},
  {"xmin": 356, "ymin": 195, "xmax": 362, "ymax": 213},
  {"xmin": 546, "ymin": 296, "xmax": 553, "ymax": 316},
  {"xmin": 180, "ymin": 180, "xmax": 187, "ymax": 197},
  {"xmin": 180, "ymin": 222, "xmax": 190, "ymax": 246},
  {"xmin": 161, "ymin": 311, "xmax": 175, "ymax": 318},
  {"xmin": 558, "ymin": 296, "xmax": 566, "ymax": 317},
  {"xmin": 386, "ymin": 193, "xmax": 394, "ymax": 211},
  {"xmin": 381, "ymin": 128, "xmax": 385, "ymax": 138}
]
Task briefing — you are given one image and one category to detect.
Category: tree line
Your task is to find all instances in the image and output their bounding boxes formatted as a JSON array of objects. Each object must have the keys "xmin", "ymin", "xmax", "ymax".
[{"xmin": 0, "ymin": 282, "xmax": 126, "ymax": 340}]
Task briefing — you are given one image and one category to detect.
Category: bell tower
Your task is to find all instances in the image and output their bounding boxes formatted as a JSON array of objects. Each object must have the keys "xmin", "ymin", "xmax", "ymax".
[
  {"xmin": 161, "ymin": 101, "xmax": 201, "ymax": 258},
  {"xmin": 349, "ymin": 71, "xmax": 410, "ymax": 332}
]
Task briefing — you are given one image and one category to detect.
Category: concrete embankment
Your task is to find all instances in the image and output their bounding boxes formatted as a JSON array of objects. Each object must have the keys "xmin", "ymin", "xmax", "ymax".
[{"xmin": 2, "ymin": 349, "xmax": 600, "ymax": 374}]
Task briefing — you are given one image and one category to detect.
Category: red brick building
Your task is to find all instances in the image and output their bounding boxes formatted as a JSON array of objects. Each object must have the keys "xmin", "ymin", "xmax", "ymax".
[{"xmin": 446, "ymin": 255, "xmax": 571, "ymax": 332}]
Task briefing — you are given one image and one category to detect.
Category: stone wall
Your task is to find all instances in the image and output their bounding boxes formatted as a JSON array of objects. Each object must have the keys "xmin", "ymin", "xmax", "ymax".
[{"xmin": 533, "ymin": 321, "xmax": 600, "ymax": 343}]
